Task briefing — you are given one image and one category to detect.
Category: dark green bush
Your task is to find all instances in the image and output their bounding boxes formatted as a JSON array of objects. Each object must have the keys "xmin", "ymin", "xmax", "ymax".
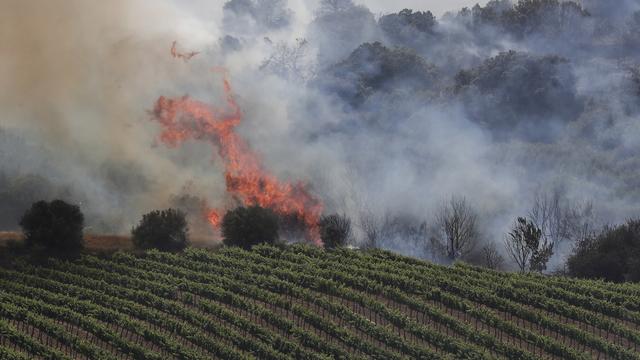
[
  {"xmin": 222, "ymin": 205, "xmax": 279, "ymax": 249},
  {"xmin": 567, "ymin": 219, "xmax": 640, "ymax": 282},
  {"xmin": 319, "ymin": 214, "xmax": 352, "ymax": 249},
  {"xmin": 19, "ymin": 200, "xmax": 84, "ymax": 255},
  {"xmin": 132, "ymin": 209, "xmax": 189, "ymax": 252}
]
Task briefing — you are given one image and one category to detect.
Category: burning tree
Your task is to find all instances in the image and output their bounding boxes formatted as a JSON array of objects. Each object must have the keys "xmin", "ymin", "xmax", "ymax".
[{"xmin": 151, "ymin": 67, "xmax": 323, "ymax": 245}]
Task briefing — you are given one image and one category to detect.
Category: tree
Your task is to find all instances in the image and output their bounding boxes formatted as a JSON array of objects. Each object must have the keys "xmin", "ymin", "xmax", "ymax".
[
  {"xmin": 504, "ymin": 217, "xmax": 553, "ymax": 273},
  {"xmin": 222, "ymin": 205, "xmax": 279, "ymax": 249},
  {"xmin": 132, "ymin": 209, "xmax": 189, "ymax": 252},
  {"xmin": 529, "ymin": 189, "xmax": 596, "ymax": 246},
  {"xmin": 318, "ymin": 42, "xmax": 440, "ymax": 107},
  {"xmin": 359, "ymin": 210, "xmax": 381, "ymax": 249},
  {"xmin": 309, "ymin": 0, "xmax": 378, "ymax": 64},
  {"xmin": 379, "ymin": 9, "xmax": 437, "ymax": 46},
  {"xmin": 567, "ymin": 219, "xmax": 640, "ymax": 282},
  {"xmin": 316, "ymin": 0, "xmax": 356, "ymax": 16},
  {"xmin": 223, "ymin": 0, "xmax": 292, "ymax": 33},
  {"xmin": 480, "ymin": 243, "xmax": 505, "ymax": 270},
  {"xmin": 453, "ymin": 51, "xmax": 582, "ymax": 141},
  {"xmin": 433, "ymin": 196, "xmax": 479, "ymax": 260},
  {"xmin": 19, "ymin": 200, "xmax": 84, "ymax": 255},
  {"xmin": 379, "ymin": 214, "xmax": 429, "ymax": 256},
  {"xmin": 319, "ymin": 213, "xmax": 353, "ymax": 249},
  {"xmin": 260, "ymin": 38, "xmax": 315, "ymax": 82},
  {"xmin": 278, "ymin": 212, "xmax": 308, "ymax": 243}
]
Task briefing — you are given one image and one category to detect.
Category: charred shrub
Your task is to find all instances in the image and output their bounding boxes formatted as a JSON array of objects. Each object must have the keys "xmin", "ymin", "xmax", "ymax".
[
  {"xmin": 222, "ymin": 205, "xmax": 279, "ymax": 249},
  {"xmin": 20, "ymin": 200, "xmax": 84, "ymax": 255},
  {"xmin": 319, "ymin": 213, "xmax": 352, "ymax": 249},
  {"xmin": 132, "ymin": 208, "xmax": 189, "ymax": 252}
]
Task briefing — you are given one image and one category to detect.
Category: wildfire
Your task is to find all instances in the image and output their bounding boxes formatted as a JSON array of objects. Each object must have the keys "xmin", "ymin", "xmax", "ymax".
[
  {"xmin": 170, "ymin": 41, "xmax": 200, "ymax": 62},
  {"xmin": 151, "ymin": 63, "xmax": 323, "ymax": 245}
]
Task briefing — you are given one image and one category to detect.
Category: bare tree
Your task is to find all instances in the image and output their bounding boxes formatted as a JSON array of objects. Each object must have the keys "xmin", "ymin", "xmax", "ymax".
[
  {"xmin": 504, "ymin": 217, "xmax": 553, "ymax": 273},
  {"xmin": 433, "ymin": 196, "xmax": 479, "ymax": 260},
  {"xmin": 379, "ymin": 213, "xmax": 428, "ymax": 251},
  {"xmin": 529, "ymin": 189, "xmax": 596, "ymax": 247},
  {"xmin": 481, "ymin": 242, "xmax": 504, "ymax": 270},
  {"xmin": 260, "ymin": 38, "xmax": 315, "ymax": 82},
  {"xmin": 359, "ymin": 210, "xmax": 381, "ymax": 249}
]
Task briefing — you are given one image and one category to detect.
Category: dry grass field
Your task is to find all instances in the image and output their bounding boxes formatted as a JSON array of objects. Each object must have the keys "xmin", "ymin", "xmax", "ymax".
[{"xmin": 0, "ymin": 232, "xmax": 219, "ymax": 253}]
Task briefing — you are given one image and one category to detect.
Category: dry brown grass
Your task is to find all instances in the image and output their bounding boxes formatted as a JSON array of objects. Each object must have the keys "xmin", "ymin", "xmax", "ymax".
[
  {"xmin": 0, "ymin": 231, "xmax": 220, "ymax": 252},
  {"xmin": 0, "ymin": 231, "xmax": 22, "ymax": 242}
]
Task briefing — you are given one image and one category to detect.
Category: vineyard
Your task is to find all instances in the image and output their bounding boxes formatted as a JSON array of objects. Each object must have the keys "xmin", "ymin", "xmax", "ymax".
[{"xmin": 1, "ymin": 244, "xmax": 640, "ymax": 360}]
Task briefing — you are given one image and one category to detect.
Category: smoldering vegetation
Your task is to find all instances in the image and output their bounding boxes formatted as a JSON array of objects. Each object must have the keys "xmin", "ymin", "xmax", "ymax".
[{"xmin": 2, "ymin": 0, "xmax": 640, "ymax": 272}]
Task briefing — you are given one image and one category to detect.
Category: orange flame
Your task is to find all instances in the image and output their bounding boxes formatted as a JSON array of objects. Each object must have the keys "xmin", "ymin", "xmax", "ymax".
[{"xmin": 151, "ymin": 70, "xmax": 323, "ymax": 245}]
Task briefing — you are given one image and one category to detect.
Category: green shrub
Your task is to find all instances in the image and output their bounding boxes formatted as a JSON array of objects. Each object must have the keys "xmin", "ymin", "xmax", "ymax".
[
  {"xmin": 222, "ymin": 205, "xmax": 279, "ymax": 249},
  {"xmin": 132, "ymin": 209, "xmax": 189, "ymax": 252},
  {"xmin": 567, "ymin": 219, "xmax": 640, "ymax": 282},
  {"xmin": 19, "ymin": 200, "xmax": 84, "ymax": 255}
]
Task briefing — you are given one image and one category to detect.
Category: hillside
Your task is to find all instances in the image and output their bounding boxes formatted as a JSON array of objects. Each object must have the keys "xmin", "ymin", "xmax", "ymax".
[{"xmin": 1, "ymin": 245, "xmax": 639, "ymax": 360}]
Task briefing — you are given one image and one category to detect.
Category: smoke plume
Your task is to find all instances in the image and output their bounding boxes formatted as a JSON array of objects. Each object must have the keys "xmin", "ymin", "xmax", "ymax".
[{"xmin": 2, "ymin": 0, "xmax": 640, "ymax": 271}]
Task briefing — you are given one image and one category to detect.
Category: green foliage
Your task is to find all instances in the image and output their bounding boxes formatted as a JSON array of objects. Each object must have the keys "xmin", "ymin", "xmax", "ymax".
[
  {"xmin": 1, "ymin": 243, "xmax": 640, "ymax": 359},
  {"xmin": 505, "ymin": 217, "xmax": 553, "ymax": 273},
  {"xmin": 19, "ymin": 199, "xmax": 84, "ymax": 255},
  {"xmin": 454, "ymin": 50, "xmax": 582, "ymax": 141},
  {"xmin": 0, "ymin": 174, "xmax": 74, "ymax": 231},
  {"xmin": 379, "ymin": 9, "xmax": 437, "ymax": 46},
  {"xmin": 320, "ymin": 42, "xmax": 440, "ymax": 106},
  {"xmin": 465, "ymin": 0, "xmax": 590, "ymax": 38},
  {"xmin": 319, "ymin": 213, "xmax": 352, "ymax": 249},
  {"xmin": 131, "ymin": 208, "xmax": 189, "ymax": 252},
  {"xmin": 221, "ymin": 205, "xmax": 279, "ymax": 249},
  {"xmin": 567, "ymin": 219, "xmax": 640, "ymax": 283}
]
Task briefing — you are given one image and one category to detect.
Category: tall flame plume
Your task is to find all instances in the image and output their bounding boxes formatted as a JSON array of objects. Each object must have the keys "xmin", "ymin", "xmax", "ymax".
[{"xmin": 151, "ymin": 69, "xmax": 323, "ymax": 245}]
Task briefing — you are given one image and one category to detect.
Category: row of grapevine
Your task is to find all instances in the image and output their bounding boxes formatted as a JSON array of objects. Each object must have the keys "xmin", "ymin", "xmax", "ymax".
[
  {"xmin": 363, "ymin": 248, "xmax": 640, "ymax": 349},
  {"xmin": 102, "ymin": 250, "xmax": 423, "ymax": 359},
  {"xmin": 2, "ymin": 244, "xmax": 639, "ymax": 359},
  {"xmin": 266, "ymin": 244, "xmax": 639, "ymax": 360}
]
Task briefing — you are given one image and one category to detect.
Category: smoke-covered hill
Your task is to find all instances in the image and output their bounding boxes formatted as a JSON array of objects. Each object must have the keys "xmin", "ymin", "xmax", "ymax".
[{"xmin": 1, "ymin": 0, "xmax": 639, "ymax": 270}]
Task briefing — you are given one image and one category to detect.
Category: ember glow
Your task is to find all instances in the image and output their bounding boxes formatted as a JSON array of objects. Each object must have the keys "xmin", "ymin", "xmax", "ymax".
[{"xmin": 151, "ymin": 67, "xmax": 323, "ymax": 245}]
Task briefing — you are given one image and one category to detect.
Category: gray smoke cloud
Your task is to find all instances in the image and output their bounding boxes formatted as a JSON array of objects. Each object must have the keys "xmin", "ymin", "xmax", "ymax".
[
  {"xmin": 0, "ymin": 0, "xmax": 224, "ymax": 235},
  {"xmin": 2, "ymin": 0, "xmax": 640, "ymax": 271}
]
